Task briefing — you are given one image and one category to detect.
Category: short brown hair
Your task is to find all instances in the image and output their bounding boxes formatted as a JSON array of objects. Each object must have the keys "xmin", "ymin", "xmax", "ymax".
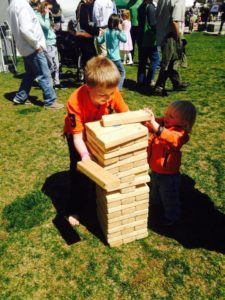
[
  {"xmin": 85, "ymin": 55, "xmax": 120, "ymax": 88},
  {"xmin": 168, "ymin": 100, "xmax": 197, "ymax": 132}
]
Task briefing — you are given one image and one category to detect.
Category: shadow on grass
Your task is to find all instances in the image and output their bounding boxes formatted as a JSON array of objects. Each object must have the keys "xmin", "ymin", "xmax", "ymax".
[
  {"xmin": 2, "ymin": 191, "xmax": 52, "ymax": 232},
  {"xmin": 42, "ymin": 171, "xmax": 105, "ymax": 246},
  {"xmin": 149, "ymin": 174, "xmax": 225, "ymax": 254},
  {"xmin": 4, "ymin": 92, "xmax": 43, "ymax": 107}
]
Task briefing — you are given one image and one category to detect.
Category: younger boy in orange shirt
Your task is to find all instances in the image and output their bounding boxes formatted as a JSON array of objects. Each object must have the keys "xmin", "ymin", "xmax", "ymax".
[
  {"xmin": 64, "ymin": 55, "xmax": 129, "ymax": 226},
  {"xmin": 146, "ymin": 101, "xmax": 196, "ymax": 225}
]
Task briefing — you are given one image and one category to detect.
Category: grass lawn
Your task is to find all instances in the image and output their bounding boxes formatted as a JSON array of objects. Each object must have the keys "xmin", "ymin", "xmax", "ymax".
[{"xmin": 0, "ymin": 33, "xmax": 225, "ymax": 299}]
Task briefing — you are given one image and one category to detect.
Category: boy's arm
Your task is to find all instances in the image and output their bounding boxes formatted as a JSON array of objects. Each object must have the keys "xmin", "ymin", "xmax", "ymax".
[
  {"xmin": 117, "ymin": 30, "xmax": 127, "ymax": 43},
  {"xmin": 73, "ymin": 132, "xmax": 91, "ymax": 161}
]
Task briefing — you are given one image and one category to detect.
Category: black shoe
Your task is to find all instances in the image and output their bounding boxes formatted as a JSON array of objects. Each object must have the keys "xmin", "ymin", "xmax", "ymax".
[
  {"xmin": 173, "ymin": 82, "xmax": 190, "ymax": 91},
  {"xmin": 54, "ymin": 84, "xmax": 67, "ymax": 90},
  {"xmin": 153, "ymin": 86, "xmax": 169, "ymax": 97}
]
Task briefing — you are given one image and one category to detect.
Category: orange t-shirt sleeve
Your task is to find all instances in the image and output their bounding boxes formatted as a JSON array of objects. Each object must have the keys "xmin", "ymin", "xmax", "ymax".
[
  {"xmin": 113, "ymin": 88, "xmax": 129, "ymax": 112},
  {"xmin": 64, "ymin": 90, "xmax": 84, "ymax": 135}
]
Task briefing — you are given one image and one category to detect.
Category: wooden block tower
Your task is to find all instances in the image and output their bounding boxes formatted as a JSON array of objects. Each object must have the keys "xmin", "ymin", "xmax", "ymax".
[{"xmin": 82, "ymin": 111, "xmax": 150, "ymax": 247}]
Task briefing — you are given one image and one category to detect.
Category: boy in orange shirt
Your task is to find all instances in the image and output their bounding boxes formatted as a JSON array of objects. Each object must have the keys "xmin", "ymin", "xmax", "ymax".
[
  {"xmin": 64, "ymin": 55, "xmax": 129, "ymax": 226},
  {"xmin": 146, "ymin": 101, "xmax": 196, "ymax": 225}
]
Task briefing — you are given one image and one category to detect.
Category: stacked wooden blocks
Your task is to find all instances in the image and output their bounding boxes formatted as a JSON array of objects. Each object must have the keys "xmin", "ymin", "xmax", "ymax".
[{"xmin": 84, "ymin": 111, "xmax": 150, "ymax": 247}]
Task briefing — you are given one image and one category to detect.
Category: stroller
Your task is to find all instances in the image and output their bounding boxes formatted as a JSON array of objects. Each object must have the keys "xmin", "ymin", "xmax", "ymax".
[{"xmin": 56, "ymin": 20, "xmax": 84, "ymax": 82}]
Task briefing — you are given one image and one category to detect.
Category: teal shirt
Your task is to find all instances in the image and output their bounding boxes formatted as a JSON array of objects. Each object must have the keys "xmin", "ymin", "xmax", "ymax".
[
  {"xmin": 36, "ymin": 12, "xmax": 56, "ymax": 46},
  {"xmin": 96, "ymin": 29, "xmax": 127, "ymax": 61}
]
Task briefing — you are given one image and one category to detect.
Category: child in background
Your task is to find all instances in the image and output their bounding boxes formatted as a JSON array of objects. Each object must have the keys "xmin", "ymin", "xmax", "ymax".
[
  {"xmin": 96, "ymin": 14, "xmax": 127, "ymax": 90},
  {"xmin": 146, "ymin": 101, "xmax": 196, "ymax": 225},
  {"xmin": 36, "ymin": 1, "xmax": 61, "ymax": 89},
  {"xmin": 120, "ymin": 10, "xmax": 133, "ymax": 65},
  {"xmin": 64, "ymin": 55, "xmax": 129, "ymax": 226}
]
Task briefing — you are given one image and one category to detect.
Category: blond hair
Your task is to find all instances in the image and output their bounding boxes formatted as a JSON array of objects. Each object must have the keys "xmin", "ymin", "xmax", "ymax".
[
  {"xmin": 122, "ymin": 10, "xmax": 131, "ymax": 20},
  {"xmin": 168, "ymin": 100, "xmax": 196, "ymax": 132},
  {"xmin": 85, "ymin": 55, "xmax": 120, "ymax": 88}
]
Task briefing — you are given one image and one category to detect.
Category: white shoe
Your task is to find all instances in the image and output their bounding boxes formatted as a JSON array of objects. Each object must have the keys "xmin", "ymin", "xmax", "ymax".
[
  {"xmin": 126, "ymin": 61, "xmax": 133, "ymax": 65},
  {"xmin": 44, "ymin": 101, "xmax": 64, "ymax": 109},
  {"xmin": 122, "ymin": 61, "xmax": 126, "ymax": 65}
]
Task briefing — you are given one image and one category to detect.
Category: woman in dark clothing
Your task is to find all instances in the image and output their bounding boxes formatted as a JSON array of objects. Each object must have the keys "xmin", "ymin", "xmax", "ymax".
[{"xmin": 76, "ymin": 0, "xmax": 100, "ymax": 65}]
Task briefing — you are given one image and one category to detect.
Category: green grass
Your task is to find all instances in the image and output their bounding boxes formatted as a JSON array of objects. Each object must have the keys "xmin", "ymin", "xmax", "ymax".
[{"xmin": 0, "ymin": 33, "xmax": 225, "ymax": 299}]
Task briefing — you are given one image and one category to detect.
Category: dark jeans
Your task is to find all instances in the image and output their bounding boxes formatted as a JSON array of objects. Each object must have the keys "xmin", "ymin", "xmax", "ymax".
[
  {"xmin": 156, "ymin": 36, "xmax": 182, "ymax": 89},
  {"xmin": 130, "ymin": 25, "xmax": 139, "ymax": 60},
  {"xmin": 137, "ymin": 46, "xmax": 160, "ymax": 84},
  {"xmin": 66, "ymin": 134, "xmax": 95, "ymax": 216},
  {"xmin": 150, "ymin": 172, "xmax": 181, "ymax": 222}
]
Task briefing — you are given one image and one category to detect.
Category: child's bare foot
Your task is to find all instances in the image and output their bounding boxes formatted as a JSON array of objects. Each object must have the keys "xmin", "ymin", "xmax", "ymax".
[{"xmin": 68, "ymin": 215, "xmax": 80, "ymax": 226}]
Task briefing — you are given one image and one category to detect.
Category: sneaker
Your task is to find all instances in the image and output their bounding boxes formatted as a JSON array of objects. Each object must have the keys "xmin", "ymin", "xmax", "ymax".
[
  {"xmin": 54, "ymin": 84, "xmax": 67, "ymax": 90},
  {"xmin": 13, "ymin": 97, "xmax": 26, "ymax": 104},
  {"xmin": 150, "ymin": 80, "xmax": 156, "ymax": 87},
  {"xmin": 173, "ymin": 82, "xmax": 190, "ymax": 91},
  {"xmin": 153, "ymin": 86, "xmax": 168, "ymax": 97},
  {"xmin": 44, "ymin": 101, "xmax": 64, "ymax": 109},
  {"xmin": 126, "ymin": 61, "xmax": 133, "ymax": 65},
  {"xmin": 122, "ymin": 61, "xmax": 127, "ymax": 65}
]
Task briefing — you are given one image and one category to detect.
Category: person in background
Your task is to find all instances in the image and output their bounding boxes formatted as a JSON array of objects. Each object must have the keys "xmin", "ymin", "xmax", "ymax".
[
  {"xmin": 76, "ymin": 0, "xmax": 100, "ymax": 66},
  {"xmin": 127, "ymin": 0, "xmax": 143, "ymax": 61},
  {"xmin": 47, "ymin": 0, "xmax": 63, "ymax": 32},
  {"xmin": 92, "ymin": 0, "xmax": 114, "ymax": 56},
  {"xmin": 145, "ymin": 100, "xmax": 196, "ymax": 225},
  {"xmin": 36, "ymin": 1, "xmax": 62, "ymax": 89},
  {"xmin": 8, "ymin": 0, "xmax": 63, "ymax": 109},
  {"xmin": 137, "ymin": 0, "xmax": 160, "ymax": 88},
  {"xmin": 218, "ymin": 0, "xmax": 225, "ymax": 35},
  {"xmin": 153, "ymin": 0, "xmax": 189, "ymax": 97},
  {"xmin": 64, "ymin": 55, "xmax": 129, "ymax": 226},
  {"xmin": 120, "ymin": 10, "xmax": 133, "ymax": 65},
  {"xmin": 200, "ymin": 4, "xmax": 210, "ymax": 32},
  {"xmin": 96, "ymin": 14, "xmax": 127, "ymax": 90}
]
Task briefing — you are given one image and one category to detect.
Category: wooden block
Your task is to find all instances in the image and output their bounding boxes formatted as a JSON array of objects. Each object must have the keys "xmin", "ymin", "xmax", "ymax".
[
  {"xmin": 107, "ymin": 230, "xmax": 122, "ymax": 239},
  {"xmin": 133, "ymin": 159, "xmax": 148, "ymax": 168},
  {"xmin": 119, "ymin": 153, "xmax": 133, "ymax": 161},
  {"xmin": 117, "ymin": 164, "xmax": 149, "ymax": 179},
  {"xmin": 123, "ymin": 235, "xmax": 137, "ymax": 244},
  {"xmin": 95, "ymin": 124, "xmax": 148, "ymax": 150},
  {"xmin": 120, "ymin": 186, "xmax": 135, "ymax": 194},
  {"xmin": 136, "ymin": 231, "xmax": 148, "ymax": 240},
  {"xmin": 106, "ymin": 184, "xmax": 149, "ymax": 202},
  {"xmin": 77, "ymin": 160, "xmax": 120, "ymax": 191},
  {"xmin": 136, "ymin": 202, "xmax": 149, "ymax": 211},
  {"xmin": 104, "ymin": 152, "xmax": 147, "ymax": 171},
  {"xmin": 135, "ymin": 223, "xmax": 147, "ymax": 231},
  {"xmin": 107, "ymin": 200, "xmax": 121, "ymax": 208},
  {"xmin": 122, "ymin": 217, "xmax": 135, "ymax": 225},
  {"xmin": 120, "ymin": 140, "xmax": 134, "ymax": 148},
  {"xmin": 109, "ymin": 239, "xmax": 123, "ymax": 247},
  {"xmin": 107, "ymin": 167, "xmax": 119, "ymax": 175},
  {"xmin": 119, "ymin": 162, "xmax": 133, "ymax": 172},
  {"xmin": 107, "ymin": 227, "xmax": 147, "ymax": 243},
  {"xmin": 135, "ymin": 214, "xmax": 149, "ymax": 221},
  {"xmin": 102, "ymin": 141, "xmax": 148, "ymax": 160},
  {"xmin": 122, "ymin": 227, "xmax": 134, "ymax": 235},
  {"xmin": 136, "ymin": 193, "xmax": 149, "ymax": 201},
  {"xmin": 120, "ymin": 175, "xmax": 135, "ymax": 183},
  {"xmin": 122, "ymin": 207, "xmax": 136, "ymax": 215},
  {"xmin": 102, "ymin": 110, "xmax": 151, "ymax": 127},
  {"xmin": 120, "ymin": 175, "xmax": 150, "ymax": 190},
  {"xmin": 86, "ymin": 141, "xmax": 119, "ymax": 166},
  {"xmin": 121, "ymin": 197, "xmax": 135, "ymax": 205}
]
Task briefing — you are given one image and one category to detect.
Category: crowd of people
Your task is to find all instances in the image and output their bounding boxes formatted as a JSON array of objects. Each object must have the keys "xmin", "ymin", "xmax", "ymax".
[{"xmin": 10, "ymin": 0, "xmax": 223, "ymax": 228}]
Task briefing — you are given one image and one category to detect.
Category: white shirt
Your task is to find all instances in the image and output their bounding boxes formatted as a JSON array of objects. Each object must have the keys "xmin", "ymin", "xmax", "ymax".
[
  {"xmin": 8, "ymin": 0, "xmax": 46, "ymax": 57},
  {"xmin": 156, "ymin": 0, "xmax": 185, "ymax": 46},
  {"xmin": 92, "ymin": 0, "xmax": 114, "ymax": 27}
]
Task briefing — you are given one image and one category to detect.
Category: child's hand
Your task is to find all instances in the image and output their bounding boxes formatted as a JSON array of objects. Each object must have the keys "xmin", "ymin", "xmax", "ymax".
[
  {"xmin": 118, "ymin": 23, "xmax": 123, "ymax": 31},
  {"xmin": 143, "ymin": 107, "xmax": 155, "ymax": 123}
]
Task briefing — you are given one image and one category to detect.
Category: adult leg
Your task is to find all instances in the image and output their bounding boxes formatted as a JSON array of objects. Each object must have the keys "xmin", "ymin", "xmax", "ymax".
[
  {"xmin": 150, "ymin": 172, "xmax": 162, "ymax": 206},
  {"xmin": 13, "ymin": 53, "xmax": 37, "ymax": 103},
  {"xmin": 137, "ymin": 47, "xmax": 148, "ymax": 84},
  {"xmin": 146, "ymin": 46, "xmax": 160, "ymax": 85},
  {"xmin": 33, "ymin": 51, "xmax": 56, "ymax": 106}
]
